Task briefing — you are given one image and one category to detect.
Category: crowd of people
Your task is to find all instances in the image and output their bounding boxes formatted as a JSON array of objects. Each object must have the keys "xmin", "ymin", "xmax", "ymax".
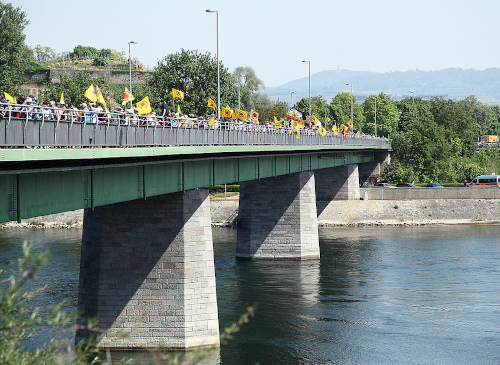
[{"xmin": 0, "ymin": 92, "xmax": 385, "ymax": 140}]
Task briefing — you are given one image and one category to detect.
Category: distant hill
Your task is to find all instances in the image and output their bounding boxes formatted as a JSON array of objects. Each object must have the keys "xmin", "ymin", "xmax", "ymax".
[{"xmin": 264, "ymin": 68, "xmax": 500, "ymax": 105}]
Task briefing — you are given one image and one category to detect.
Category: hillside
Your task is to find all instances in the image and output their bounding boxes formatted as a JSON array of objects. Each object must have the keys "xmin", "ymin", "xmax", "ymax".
[{"xmin": 265, "ymin": 68, "xmax": 500, "ymax": 104}]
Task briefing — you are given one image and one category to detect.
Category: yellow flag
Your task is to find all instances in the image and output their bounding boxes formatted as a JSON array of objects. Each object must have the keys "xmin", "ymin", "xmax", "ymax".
[
  {"xmin": 95, "ymin": 85, "xmax": 107, "ymax": 107},
  {"xmin": 60, "ymin": 92, "xmax": 64, "ymax": 104},
  {"xmin": 172, "ymin": 88, "xmax": 184, "ymax": 101},
  {"xmin": 332, "ymin": 124, "xmax": 338, "ymax": 136},
  {"xmin": 177, "ymin": 104, "xmax": 181, "ymax": 114},
  {"xmin": 312, "ymin": 114, "xmax": 320, "ymax": 127},
  {"xmin": 84, "ymin": 84, "xmax": 97, "ymax": 102},
  {"xmin": 4, "ymin": 92, "xmax": 15, "ymax": 103},
  {"xmin": 234, "ymin": 109, "xmax": 248, "ymax": 119},
  {"xmin": 207, "ymin": 98, "xmax": 216, "ymax": 109},
  {"xmin": 273, "ymin": 116, "xmax": 282, "ymax": 127},
  {"xmin": 137, "ymin": 96, "xmax": 152, "ymax": 115},
  {"xmin": 222, "ymin": 106, "xmax": 234, "ymax": 118},
  {"xmin": 318, "ymin": 126, "xmax": 327, "ymax": 137},
  {"xmin": 347, "ymin": 119, "xmax": 353, "ymax": 129},
  {"xmin": 122, "ymin": 87, "xmax": 135, "ymax": 105},
  {"xmin": 293, "ymin": 126, "xmax": 300, "ymax": 139},
  {"xmin": 250, "ymin": 110, "xmax": 259, "ymax": 121}
]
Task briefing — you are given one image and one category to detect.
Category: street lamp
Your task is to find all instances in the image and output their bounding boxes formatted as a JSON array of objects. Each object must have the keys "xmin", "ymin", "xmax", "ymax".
[
  {"xmin": 346, "ymin": 83, "xmax": 353, "ymax": 127},
  {"xmin": 206, "ymin": 9, "xmax": 220, "ymax": 120},
  {"xmin": 409, "ymin": 89, "xmax": 415, "ymax": 105},
  {"xmin": 237, "ymin": 74, "xmax": 245, "ymax": 109},
  {"xmin": 372, "ymin": 96, "xmax": 377, "ymax": 136},
  {"xmin": 302, "ymin": 60, "xmax": 311, "ymax": 118},
  {"xmin": 128, "ymin": 41, "xmax": 138, "ymax": 109},
  {"xmin": 290, "ymin": 91, "xmax": 296, "ymax": 107}
]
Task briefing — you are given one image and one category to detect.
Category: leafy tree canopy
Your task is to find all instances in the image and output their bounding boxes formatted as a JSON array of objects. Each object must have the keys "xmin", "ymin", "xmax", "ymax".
[
  {"xmin": 148, "ymin": 49, "xmax": 237, "ymax": 117},
  {"xmin": 0, "ymin": 1, "xmax": 35, "ymax": 92},
  {"xmin": 362, "ymin": 93, "xmax": 399, "ymax": 137},
  {"xmin": 232, "ymin": 66, "xmax": 265, "ymax": 111}
]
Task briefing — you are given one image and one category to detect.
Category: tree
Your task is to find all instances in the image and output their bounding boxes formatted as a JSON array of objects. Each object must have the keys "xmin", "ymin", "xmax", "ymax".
[
  {"xmin": 257, "ymin": 100, "xmax": 288, "ymax": 122},
  {"xmin": 489, "ymin": 105, "xmax": 500, "ymax": 135},
  {"xmin": 232, "ymin": 66, "xmax": 265, "ymax": 111},
  {"xmin": 362, "ymin": 93, "xmax": 399, "ymax": 137},
  {"xmin": 430, "ymin": 97, "xmax": 479, "ymax": 158},
  {"xmin": 148, "ymin": 49, "xmax": 237, "ymax": 117},
  {"xmin": 0, "ymin": 2, "xmax": 36, "ymax": 92},
  {"xmin": 330, "ymin": 92, "xmax": 364, "ymax": 130},
  {"xmin": 32, "ymin": 44, "xmax": 56, "ymax": 62},
  {"xmin": 294, "ymin": 96, "xmax": 329, "ymax": 126},
  {"xmin": 460, "ymin": 95, "xmax": 493, "ymax": 135}
]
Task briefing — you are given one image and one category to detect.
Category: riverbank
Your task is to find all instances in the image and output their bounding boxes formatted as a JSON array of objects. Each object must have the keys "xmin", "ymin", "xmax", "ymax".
[{"xmin": 2, "ymin": 196, "xmax": 500, "ymax": 228}]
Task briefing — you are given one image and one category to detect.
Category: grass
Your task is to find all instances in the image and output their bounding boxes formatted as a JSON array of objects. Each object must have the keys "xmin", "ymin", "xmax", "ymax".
[{"xmin": 29, "ymin": 221, "xmax": 45, "ymax": 227}]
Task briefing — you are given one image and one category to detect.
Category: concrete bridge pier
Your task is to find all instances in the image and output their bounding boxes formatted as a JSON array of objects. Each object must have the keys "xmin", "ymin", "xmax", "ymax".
[
  {"xmin": 236, "ymin": 171, "xmax": 320, "ymax": 260},
  {"xmin": 358, "ymin": 151, "xmax": 391, "ymax": 184},
  {"xmin": 76, "ymin": 189, "xmax": 219, "ymax": 349},
  {"xmin": 315, "ymin": 164, "xmax": 360, "ymax": 201}
]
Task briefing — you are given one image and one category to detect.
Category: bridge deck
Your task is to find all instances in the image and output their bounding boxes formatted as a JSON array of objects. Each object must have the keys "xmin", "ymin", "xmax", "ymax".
[{"xmin": 0, "ymin": 114, "xmax": 390, "ymax": 223}]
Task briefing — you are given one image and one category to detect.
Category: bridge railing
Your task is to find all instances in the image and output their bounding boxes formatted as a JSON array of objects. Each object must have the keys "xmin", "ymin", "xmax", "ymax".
[{"xmin": 0, "ymin": 104, "xmax": 391, "ymax": 148}]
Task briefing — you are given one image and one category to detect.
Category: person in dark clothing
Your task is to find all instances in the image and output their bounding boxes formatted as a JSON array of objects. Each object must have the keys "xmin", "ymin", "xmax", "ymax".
[{"xmin": 160, "ymin": 101, "xmax": 170, "ymax": 118}]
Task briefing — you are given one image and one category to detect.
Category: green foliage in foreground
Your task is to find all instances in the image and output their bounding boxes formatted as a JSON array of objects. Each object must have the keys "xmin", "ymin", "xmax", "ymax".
[{"xmin": 0, "ymin": 242, "xmax": 94, "ymax": 365}]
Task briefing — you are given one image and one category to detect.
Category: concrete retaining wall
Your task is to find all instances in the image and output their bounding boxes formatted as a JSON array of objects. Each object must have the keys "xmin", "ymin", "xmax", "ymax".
[
  {"xmin": 361, "ymin": 187, "xmax": 500, "ymax": 200},
  {"xmin": 317, "ymin": 199, "xmax": 500, "ymax": 225},
  {"xmin": 25, "ymin": 70, "xmax": 150, "ymax": 84}
]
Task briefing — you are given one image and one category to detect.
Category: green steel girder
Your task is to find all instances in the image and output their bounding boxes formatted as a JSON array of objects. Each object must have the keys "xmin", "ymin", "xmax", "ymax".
[{"xmin": 0, "ymin": 150, "xmax": 377, "ymax": 223}]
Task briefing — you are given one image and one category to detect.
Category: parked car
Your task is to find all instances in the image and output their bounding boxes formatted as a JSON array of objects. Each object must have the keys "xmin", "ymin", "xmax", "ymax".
[
  {"xmin": 426, "ymin": 182, "xmax": 444, "ymax": 188},
  {"xmin": 396, "ymin": 182, "xmax": 419, "ymax": 188},
  {"xmin": 374, "ymin": 182, "xmax": 396, "ymax": 188}
]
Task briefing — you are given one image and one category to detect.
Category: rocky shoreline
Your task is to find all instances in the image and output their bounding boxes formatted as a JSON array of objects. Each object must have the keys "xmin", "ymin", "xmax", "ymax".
[{"xmin": 2, "ymin": 198, "xmax": 500, "ymax": 229}]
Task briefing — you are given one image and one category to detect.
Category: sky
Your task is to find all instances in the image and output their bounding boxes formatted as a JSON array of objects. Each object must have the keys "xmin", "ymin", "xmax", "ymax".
[{"xmin": 15, "ymin": 0, "xmax": 500, "ymax": 88}]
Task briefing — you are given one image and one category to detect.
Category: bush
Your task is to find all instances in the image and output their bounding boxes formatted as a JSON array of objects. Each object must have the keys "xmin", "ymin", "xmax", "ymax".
[
  {"xmin": 92, "ymin": 57, "xmax": 108, "ymax": 67},
  {"xmin": 206, "ymin": 184, "xmax": 240, "ymax": 193}
]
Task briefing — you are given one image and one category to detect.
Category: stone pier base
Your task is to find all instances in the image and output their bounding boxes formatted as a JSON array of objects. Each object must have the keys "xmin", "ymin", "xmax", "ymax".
[
  {"xmin": 76, "ymin": 189, "xmax": 219, "ymax": 349},
  {"xmin": 315, "ymin": 164, "xmax": 360, "ymax": 201},
  {"xmin": 236, "ymin": 171, "xmax": 320, "ymax": 260}
]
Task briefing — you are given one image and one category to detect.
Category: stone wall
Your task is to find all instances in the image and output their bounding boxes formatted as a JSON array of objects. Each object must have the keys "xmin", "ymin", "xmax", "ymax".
[
  {"xmin": 362, "ymin": 187, "xmax": 500, "ymax": 200},
  {"xmin": 317, "ymin": 199, "xmax": 500, "ymax": 225},
  {"xmin": 25, "ymin": 70, "xmax": 150, "ymax": 84}
]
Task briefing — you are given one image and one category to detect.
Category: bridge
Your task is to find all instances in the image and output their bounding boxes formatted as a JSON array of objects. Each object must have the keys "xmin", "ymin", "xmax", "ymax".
[{"xmin": 0, "ymin": 112, "xmax": 390, "ymax": 350}]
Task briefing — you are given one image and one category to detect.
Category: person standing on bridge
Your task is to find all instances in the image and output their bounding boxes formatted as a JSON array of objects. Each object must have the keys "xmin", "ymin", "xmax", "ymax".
[{"xmin": 161, "ymin": 100, "xmax": 170, "ymax": 119}]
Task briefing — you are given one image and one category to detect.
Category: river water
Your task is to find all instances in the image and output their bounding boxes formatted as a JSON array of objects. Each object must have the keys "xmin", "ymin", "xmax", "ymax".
[{"xmin": 0, "ymin": 225, "xmax": 499, "ymax": 364}]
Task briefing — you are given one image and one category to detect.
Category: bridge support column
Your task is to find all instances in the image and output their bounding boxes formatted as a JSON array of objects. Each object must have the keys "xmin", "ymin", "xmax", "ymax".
[
  {"xmin": 358, "ymin": 151, "xmax": 391, "ymax": 184},
  {"xmin": 315, "ymin": 164, "xmax": 360, "ymax": 201},
  {"xmin": 76, "ymin": 189, "xmax": 219, "ymax": 349},
  {"xmin": 236, "ymin": 171, "xmax": 319, "ymax": 260}
]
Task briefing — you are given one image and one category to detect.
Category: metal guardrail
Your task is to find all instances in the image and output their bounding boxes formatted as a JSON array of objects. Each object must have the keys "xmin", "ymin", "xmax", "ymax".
[{"xmin": 0, "ymin": 104, "xmax": 391, "ymax": 148}]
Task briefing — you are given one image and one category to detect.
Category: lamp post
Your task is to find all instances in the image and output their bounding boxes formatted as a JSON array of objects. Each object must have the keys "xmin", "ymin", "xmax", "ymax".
[
  {"xmin": 373, "ymin": 96, "xmax": 377, "ymax": 136},
  {"xmin": 346, "ymin": 83, "xmax": 353, "ymax": 127},
  {"xmin": 128, "ymin": 41, "xmax": 138, "ymax": 109},
  {"xmin": 290, "ymin": 91, "xmax": 296, "ymax": 107},
  {"xmin": 206, "ymin": 9, "xmax": 220, "ymax": 120},
  {"xmin": 409, "ymin": 89, "xmax": 415, "ymax": 105},
  {"xmin": 237, "ymin": 74, "xmax": 245, "ymax": 109},
  {"xmin": 302, "ymin": 60, "xmax": 311, "ymax": 118}
]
